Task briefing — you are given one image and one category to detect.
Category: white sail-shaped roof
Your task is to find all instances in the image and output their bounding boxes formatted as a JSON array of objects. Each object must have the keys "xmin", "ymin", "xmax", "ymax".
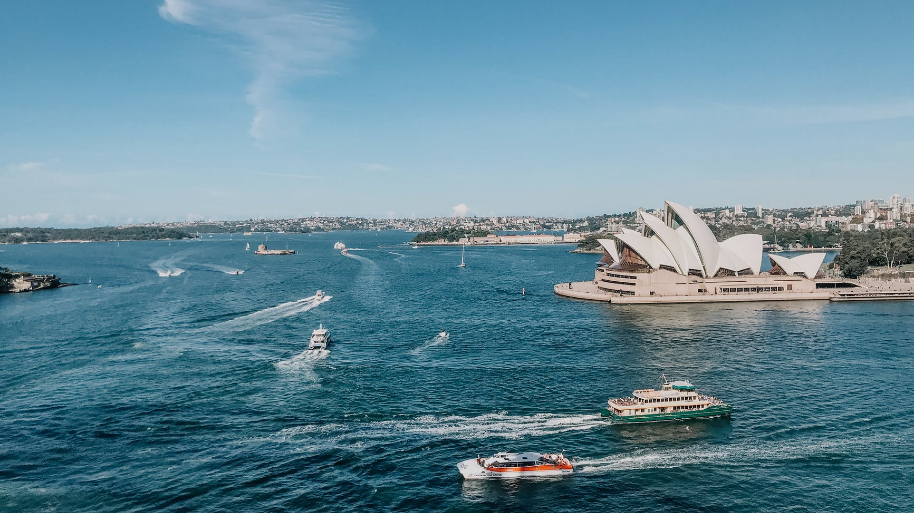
[
  {"xmin": 665, "ymin": 201, "xmax": 722, "ymax": 277},
  {"xmin": 598, "ymin": 239, "xmax": 620, "ymax": 265},
  {"xmin": 768, "ymin": 253, "xmax": 826, "ymax": 279},
  {"xmin": 639, "ymin": 211, "xmax": 702, "ymax": 274},
  {"xmin": 720, "ymin": 234, "xmax": 763, "ymax": 275},
  {"xmin": 615, "ymin": 228, "xmax": 678, "ymax": 271}
]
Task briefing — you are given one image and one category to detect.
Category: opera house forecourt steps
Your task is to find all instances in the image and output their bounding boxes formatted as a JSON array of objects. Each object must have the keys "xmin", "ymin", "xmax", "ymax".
[{"xmin": 554, "ymin": 200, "xmax": 914, "ymax": 304}]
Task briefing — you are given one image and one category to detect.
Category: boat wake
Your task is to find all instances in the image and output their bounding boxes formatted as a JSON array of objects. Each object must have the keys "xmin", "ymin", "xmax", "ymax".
[
  {"xmin": 411, "ymin": 333, "xmax": 451, "ymax": 354},
  {"xmin": 275, "ymin": 349, "xmax": 330, "ymax": 370},
  {"xmin": 574, "ymin": 434, "xmax": 895, "ymax": 474},
  {"xmin": 275, "ymin": 412, "xmax": 606, "ymax": 445},
  {"xmin": 204, "ymin": 293, "xmax": 332, "ymax": 332},
  {"xmin": 192, "ymin": 263, "xmax": 244, "ymax": 275},
  {"xmin": 150, "ymin": 255, "xmax": 187, "ymax": 277}
]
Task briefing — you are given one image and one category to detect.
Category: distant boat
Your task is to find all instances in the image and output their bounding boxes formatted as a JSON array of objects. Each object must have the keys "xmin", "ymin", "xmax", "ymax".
[
  {"xmin": 438, "ymin": 330, "xmax": 449, "ymax": 339},
  {"xmin": 246, "ymin": 243, "xmax": 250, "ymax": 251},
  {"xmin": 458, "ymin": 244, "xmax": 467, "ymax": 268}
]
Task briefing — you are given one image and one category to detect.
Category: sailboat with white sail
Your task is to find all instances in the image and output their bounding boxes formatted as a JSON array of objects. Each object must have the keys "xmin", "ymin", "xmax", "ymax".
[{"xmin": 459, "ymin": 244, "xmax": 467, "ymax": 268}]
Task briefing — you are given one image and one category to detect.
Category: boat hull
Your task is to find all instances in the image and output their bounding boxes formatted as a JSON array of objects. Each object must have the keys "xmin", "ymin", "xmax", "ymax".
[
  {"xmin": 601, "ymin": 404, "xmax": 732, "ymax": 423},
  {"xmin": 457, "ymin": 459, "xmax": 573, "ymax": 479}
]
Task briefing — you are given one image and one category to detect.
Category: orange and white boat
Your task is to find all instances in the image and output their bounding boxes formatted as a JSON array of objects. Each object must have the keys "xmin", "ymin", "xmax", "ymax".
[{"xmin": 457, "ymin": 452, "xmax": 573, "ymax": 479}]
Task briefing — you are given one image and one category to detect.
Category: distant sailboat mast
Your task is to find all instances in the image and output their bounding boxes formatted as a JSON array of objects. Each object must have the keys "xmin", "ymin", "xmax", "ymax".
[{"xmin": 459, "ymin": 243, "xmax": 467, "ymax": 268}]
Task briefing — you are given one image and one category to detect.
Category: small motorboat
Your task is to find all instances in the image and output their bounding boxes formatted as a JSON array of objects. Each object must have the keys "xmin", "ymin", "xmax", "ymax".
[
  {"xmin": 315, "ymin": 290, "xmax": 325, "ymax": 300},
  {"xmin": 308, "ymin": 324, "xmax": 331, "ymax": 351},
  {"xmin": 458, "ymin": 452, "xmax": 573, "ymax": 479},
  {"xmin": 438, "ymin": 330, "xmax": 449, "ymax": 339}
]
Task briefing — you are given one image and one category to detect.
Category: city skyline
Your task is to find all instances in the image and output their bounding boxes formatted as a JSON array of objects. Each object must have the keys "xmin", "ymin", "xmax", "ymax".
[{"xmin": 3, "ymin": 1, "xmax": 914, "ymax": 227}]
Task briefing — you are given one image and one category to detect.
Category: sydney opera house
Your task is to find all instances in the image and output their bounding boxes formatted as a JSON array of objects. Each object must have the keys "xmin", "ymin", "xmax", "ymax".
[{"xmin": 555, "ymin": 201, "xmax": 832, "ymax": 304}]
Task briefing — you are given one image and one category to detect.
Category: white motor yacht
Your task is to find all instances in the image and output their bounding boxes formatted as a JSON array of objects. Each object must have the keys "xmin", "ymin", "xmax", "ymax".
[{"xmin": 308, "ymin": 324, "xmax": 331, "ymax": 351}]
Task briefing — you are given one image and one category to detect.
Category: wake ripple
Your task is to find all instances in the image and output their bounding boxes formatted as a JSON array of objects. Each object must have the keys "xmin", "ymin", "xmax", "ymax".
[
  {"xmin": 202, "ymin": 294, "xmax": 331, "ymax": 332},
  {"xmin": 575, "ymin": 433, "xmax": 904, "ymax": 474},
  {"xmin": 275, "ymin": 349, "xmax": 330, "ymax": 370},
  {"xmin": 192, "ymin": 263, "xmax": 244, "ymax": 274},
  {"xmin": 275, "ymin": 412, "xmax": 606, "ymax": 445},
  {"xmin": 411, "ymin": 334, "xmax": 450, "ymax": 354},
  {"xmin": 150, "ymin": 255, "xmax": 186, "ymax": 277}
]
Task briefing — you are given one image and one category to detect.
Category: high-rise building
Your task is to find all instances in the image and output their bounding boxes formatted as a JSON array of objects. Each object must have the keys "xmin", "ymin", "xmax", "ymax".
[
  {"xmin": 903, "ymin": 197, "xmax": 913, "ymax": 215},
  {"xmin": 756, "ymin": 204, "xmax": 762, "ymax": 217},
  {"xmin": 854, "ymin": 205, "xmax": 862, "ymax": 216},
  {"xmin": 734, "ymin": 204, "xmax": 743, "ymax": 215}
]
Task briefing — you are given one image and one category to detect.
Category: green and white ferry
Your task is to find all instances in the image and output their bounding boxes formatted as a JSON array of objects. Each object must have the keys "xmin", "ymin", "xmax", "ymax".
[{"xmin": 601, "ymin": 375, "xmax": 732, "ymax": 423}]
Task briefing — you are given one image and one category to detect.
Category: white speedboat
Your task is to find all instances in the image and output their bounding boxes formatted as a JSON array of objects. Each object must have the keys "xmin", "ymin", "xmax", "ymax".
[
  {"xmin": 315, "ymin": 290, "xmax": 325, "ymax": 300},
  {"xmin": 438, "ymin": 330, "xmax": 449, "ymax": 339},
  {"xmin": 308, "ymin": 324, "xmax": 331, "ymax": 351},
  {"xmin": 458, "ymin": 452, "xmax": 573, "ymax": 479}
]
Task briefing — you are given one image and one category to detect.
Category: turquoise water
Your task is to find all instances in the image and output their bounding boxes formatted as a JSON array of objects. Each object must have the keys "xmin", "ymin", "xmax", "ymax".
[{"xmin": 1, "ymin": 233, "xmax": 911, "ymax": 512}]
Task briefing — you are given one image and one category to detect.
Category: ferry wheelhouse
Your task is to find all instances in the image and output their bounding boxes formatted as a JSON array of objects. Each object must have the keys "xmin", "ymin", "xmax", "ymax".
[
  {"xmin": 308, "ymin": 324, "xmax": 331, "ymax": 351},
  {"xmin": 602, "ymin": 375, "xmax": 732, "ymax": 423},
  {"xmin": 457, "ymin": 452, "xmax": 573, "ymax": 479}
]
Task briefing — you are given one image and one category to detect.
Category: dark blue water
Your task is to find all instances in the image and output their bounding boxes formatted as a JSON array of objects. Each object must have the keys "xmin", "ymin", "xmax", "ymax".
[{"xmin": 1, "ymin": 233, "xmax": 911, "ymax": 512}]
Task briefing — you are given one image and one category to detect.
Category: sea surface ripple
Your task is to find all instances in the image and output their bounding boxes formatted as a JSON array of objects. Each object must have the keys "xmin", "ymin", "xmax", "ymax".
[{"xmin": 1, "ymin": 233, "xmax": 912, "ymax": 511}]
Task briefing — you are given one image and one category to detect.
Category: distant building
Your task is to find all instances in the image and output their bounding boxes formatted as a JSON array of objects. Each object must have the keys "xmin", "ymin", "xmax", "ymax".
[
  {"xmin": 756, "ymin": 204, "xmax": 762, "ymax": 217},
  {"xmin": 734, "ymin": 204, "xmax": 743, "ymax": 215}
]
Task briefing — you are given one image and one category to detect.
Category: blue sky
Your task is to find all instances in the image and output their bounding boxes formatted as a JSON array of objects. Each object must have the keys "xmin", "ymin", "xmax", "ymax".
[{"xmin": 2, "ymin": 1, "xmax": 914, "ymax": 227}]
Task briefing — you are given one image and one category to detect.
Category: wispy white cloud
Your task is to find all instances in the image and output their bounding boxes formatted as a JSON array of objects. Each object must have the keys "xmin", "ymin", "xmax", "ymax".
[
  {"xmin": 58, "ymin": 214, "xmax": 109, "ymax": 226},
  {"xmin": 14, "ymin": 161, "xmax": 48, "ymax": 172},
  {"xmin": 0, "ymin": 213, "xmax": 51, "ymax": 227},
  {"xmin": 361, "ymin": 163, "xmax": 391, "ymax": 172},
  {"xmin": 159, "ymin": 0, "xmax": 367, "ymax": 140},
  {"xmin": 452, "ymin": 203, "xmax": 469, "ymax": 217}
]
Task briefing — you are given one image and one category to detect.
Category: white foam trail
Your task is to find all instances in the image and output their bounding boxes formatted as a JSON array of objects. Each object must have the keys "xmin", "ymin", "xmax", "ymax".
[
  {"xmin": 150, "ymin": 254, "xmax": 187, "ymax": 277},
  {"xmin": 275, "ymin": 349, "xmax": 330, "ymax": 370},
  {"xmin": 411, "ymin": 334, "xmax": 450, "ymax": 354},
  {"xmin": 205, "ymin": 294, "xmax": 331, "ymax": 332},
  {"xmin": 192, "ymin": 263, "xmax": 244, "ymax": 274},
  {"xmin": 275, "ymin": 412, "xmax": 606, "ymax": 444},
  {"xmin": 575, "ymin": 435, "xmax": 892, "ymax": 474}
]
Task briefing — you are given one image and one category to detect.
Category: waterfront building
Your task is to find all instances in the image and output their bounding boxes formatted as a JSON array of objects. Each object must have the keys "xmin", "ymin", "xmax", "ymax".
[{"xmin": 555, "ymin": 200, "xmax": 830, "ymax": 303}]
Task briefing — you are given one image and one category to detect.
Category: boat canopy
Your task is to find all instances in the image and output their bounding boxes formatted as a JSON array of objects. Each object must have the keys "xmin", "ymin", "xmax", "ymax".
[
  {"xmin": 670, "ymin": 380, "xmax": 695, "ymax": 391},
  {"xmin": 492, "ymin": 452, "xmax": 542, "ymax": 463}
]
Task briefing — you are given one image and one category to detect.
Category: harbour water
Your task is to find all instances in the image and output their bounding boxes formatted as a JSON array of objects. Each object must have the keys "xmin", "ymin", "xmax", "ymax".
[{"xmin": 1, "ymin": 232, "xmax": 912, "ymax": 511}]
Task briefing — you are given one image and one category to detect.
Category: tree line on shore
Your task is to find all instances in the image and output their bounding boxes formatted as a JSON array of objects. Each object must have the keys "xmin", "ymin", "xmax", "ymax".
[
  {"xmin": 0, "ymin": 227, "xmax": 192, "ymax": 244},
  {"xmin": 411, "ymin": 227, "xmax": 490, "ymax": 243},
  {"xmin": 0, "ymin": 267, "xmax": 12, "ymax": 290},
  {"xmin": 834, "ymin": 228, "xmax": 914, "ymax": 278}
]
